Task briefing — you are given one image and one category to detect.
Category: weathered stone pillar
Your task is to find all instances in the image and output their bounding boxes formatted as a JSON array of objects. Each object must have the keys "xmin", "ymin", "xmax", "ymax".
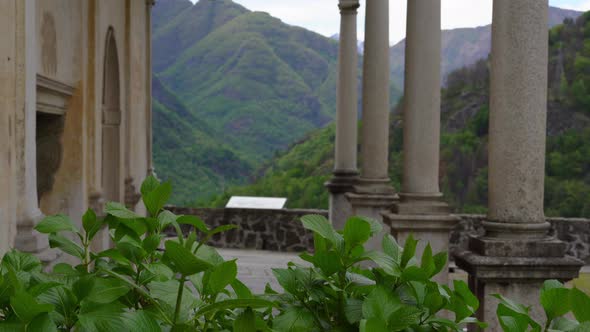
[
  {"xmin": 146, "ymin": 0, "xmax": 156, "ymax": 177},
  {"xmin": 0, "ymin": 0, "xmax": 20, "ymax": 255},
  {"xmin": 383, "ymin": 0, "xmax": 458, "ymax": 285},
  {"xmin": 326, "ymin": 0, "xmax": 359, "ymax": 230},
  {"xmin": 454, "ymin": 1, "xmax": 583, "ymax": 329},
  {"xmin": 347, "ymin": 0, "xmax": 396, "ymax": 249},
  {"xmin": 14, "ymin": 0, "xmax": 47, "ymax": 254}
]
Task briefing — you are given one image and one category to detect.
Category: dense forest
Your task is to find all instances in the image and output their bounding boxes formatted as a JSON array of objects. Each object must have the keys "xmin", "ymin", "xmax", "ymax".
[{"xmin": 207, "ymin": 13, "xmax": 590, "ymax": 218}]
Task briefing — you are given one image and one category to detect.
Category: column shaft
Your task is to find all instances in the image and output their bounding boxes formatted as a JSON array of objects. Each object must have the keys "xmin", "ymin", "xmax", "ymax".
[
  {"xmin": 402, "ymin": 0, "xmax": 441, "ymax": 195},
  {"xmin": 359, "ymin": 0, "xmax": 390, "ymax": 182},
  {"xmin": 334, "ymin": 1, "xmax": 359, "ymax": 174},
  {"xmin": 486, "ymin": 0, "xmax": 550, "ymax": 236},
  {"xmin": 454, "ymin": 2, "xmax": 582, "ymax": 329}
]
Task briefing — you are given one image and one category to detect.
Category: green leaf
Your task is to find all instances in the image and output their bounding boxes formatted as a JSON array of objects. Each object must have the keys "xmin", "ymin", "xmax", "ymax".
[
  {"xmin": 10, "ymin": 290, "xmax": 54, "ymax": 323},
  {"xmin": 572, "ymin": 287, "xmax": 590, "ymax": 322},
  {"xmin": 454, "ymin": 280, "xmax": 479, "ymax": 312},
  {"xmin": 313, "ymin": 251, "xmax": 341, "ymax": 276},
  {"xmin": 344, "ymin": 217, "xmax": 371, "ymax": 250},
  {"xmin": 497, "ymin": 303, "xmax": 531, "ymax": 332},
  {"xmin": 234, "ymin": 308, "xmax": 256, "ymax": 332},
  {"xmin": 143, "ymin": 181, "xmax": 172, "ymax": 216},
  {"xmin": 195, "ymin": 298, "xmax": 274, "ymax": 317},
  {"xmin": 420, "ymin": 244, "xmax": 435, "ymax": 277},
  {"xmin": 37, "ymin": 286, "xmax": 77, "ymax": 324},
  {"xmin": 106, "ymin": 202, "xmax": 140, "ymax": 219},
  {"xmin": 27, "ymin": 313, "xmax": 57, "ymax": 332},
  {"xmin": 231, "ymin": 279, "xmax": 253, "ymax": 299},
  {"xmin": 273, "ymin": 307, "xmax": 317, "ymax": 331},
  {"xmin": 123, "ymin": 310, "xmax": 161, "ymax": 332},
  {"xmin": 140, "ymin": 175, "xmax": 160, "ymax": 196},
  {"xmin": 1, "ymin": 250, "xmax": 42, "ymax": 272},
  {"xmin": 301, "ymin": 214, "xmax": 342, "ymax": 246},
  {"xmin": 143, "ymin": 234, "xmax": 162, "ymax": 254},
  {"xmin": 345, "ymin": 298, "xmax": 364, "ymax": 324},
  {"xmin": 76, "ymin": 302, "xmax": 127, "ymax": 331},
  {"xmin": 164, "ymin": 240, "xmax": 212, "ymax": 276},
  {"xmin": 401, "ymin": 266, "xmax": 429, "ymax": 282},
  {"xmin": 571, "ymin": 322, "xmax": 590, "ymax": 332},
  {"xmin": 432, "ymin": 252, "xmax": 448, "ymax": 277},
  {"xmin": 72, "ymin": 275, "xmax": 95, "ymax": 301},
  {"xmin": 82, "ymin": 209, "xmax": 102, "ymax": 240},
  {"xmin": 176, "ymin": 215, "xmax": 208, "ymax": 233},
  {"xmin": 206, "ymin": 259, "xmax": 238, "ymax": 294},
  {"xmin": 48, "ymin": 234, "xmax": 84, "ymax": 259},
  {"xmin": 400, "ymin": 234, "xmax": 418, "ymax": 268},
  {"xmin": 388, "ymin": 305, "xmax": 423, "ymax": 330},
  {"xmin": 208, "ymin": 224, "xmax": 238, "ymax": 236},
  {"xmin": 157, "ymin": 210, "xmax": 177, "ymax": 232},
  {"xmin": 362, "ymin": 251, "xmax": 397, "ymax": 276},
  {"xmin": 362, "ymin": 286, "xmax": 401, "ymax": 322},
  {"xmin": 382, "ymin": 234, "xmax": 401, "ymax": 264},
  {"xmin": 86, "ymin": 278, "xmax": 130, "ymax": 304},
  {"xmin": 540, "ymin": 280, "xmax": 570, "ymax": 320},
  {"xmin": 360, "ymin": 318, "xmax": 388, "ymax": 332},
  {"xmin": 116, "ymin": 235, "xmax": 147, "ymax": 263},
  {"xmin": 35, "ymin": 215, "xmax": 78, "ymax": 234},
  {"xmin": 272, "ymin": 268, "xmax": 298, "ymax": 294},
  {"xmin": 551, "ymin": 317, "xmax": 580, "ymax": 331}
]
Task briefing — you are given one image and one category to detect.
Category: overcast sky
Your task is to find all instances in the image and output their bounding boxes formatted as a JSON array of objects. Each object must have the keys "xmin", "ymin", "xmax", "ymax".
[{"xmin": 191, "ymin": 0, "xmax": 590, "ymax": 44}]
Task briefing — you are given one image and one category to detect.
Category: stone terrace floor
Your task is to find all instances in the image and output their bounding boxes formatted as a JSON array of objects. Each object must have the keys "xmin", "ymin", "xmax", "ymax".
[{"xmin": 218, "ymin": 249, "xmax": 590, "ymax": 294}]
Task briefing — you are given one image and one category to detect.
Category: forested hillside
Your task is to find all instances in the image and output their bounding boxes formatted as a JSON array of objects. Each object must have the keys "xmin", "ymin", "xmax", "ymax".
[{"xmin": 208, "ymin": 13, "xmax": 590, "ymax": 218}]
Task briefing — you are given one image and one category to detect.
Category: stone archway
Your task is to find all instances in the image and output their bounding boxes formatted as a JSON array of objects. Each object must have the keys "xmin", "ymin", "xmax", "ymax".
[{"xmin": 101, "ymin": 28, "xmax": 121, "ymax": 205}]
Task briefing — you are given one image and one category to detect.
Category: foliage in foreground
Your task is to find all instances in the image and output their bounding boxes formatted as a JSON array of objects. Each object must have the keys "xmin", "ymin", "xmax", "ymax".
[
  {"xmin": 0, "ymin": 176, "xmax": 488, "ymax": 331},
  {"xmin": 496, "ymin": 280, "xmax": 590, "ymax": 332}
]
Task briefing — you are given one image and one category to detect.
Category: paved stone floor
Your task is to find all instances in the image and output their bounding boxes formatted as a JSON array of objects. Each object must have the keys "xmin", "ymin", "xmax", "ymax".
[
  {"xmin": 219, "ymin": 249, "xmax": 590, "ymax": 295},
  {"xmin": 219, "ymin": 249, "xmax": 305, "ymax": 294}
]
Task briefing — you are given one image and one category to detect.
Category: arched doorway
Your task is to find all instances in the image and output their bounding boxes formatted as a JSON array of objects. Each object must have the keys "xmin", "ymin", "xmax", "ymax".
[
  {"xmin": 95, "ymin": 28, "xmax": 121, "ymax": 250},
  {"xmin": 102, "ymin": 28, "xmax": 121, "ymax": 205}
]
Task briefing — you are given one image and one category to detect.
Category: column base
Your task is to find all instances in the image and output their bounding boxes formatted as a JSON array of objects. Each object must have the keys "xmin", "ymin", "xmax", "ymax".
[
  {"xmin": 383, "ymin": 195, "xmax": 459, "ymax": 284},
  {"xmin": 454, "ymin": 235, "xmax": 583, "ymax": 331},
  {"xmin": 14, "ymin": 208, "xmax": 47, "ymax": 253},
  {"xmin": 346, "ymin": 184, "xmax": 396, "ymax": 250},
  {"xmin": 392, "ymin": 192, "xmax": 452, "ymax": 215},
  {"xmin": 325, "ymin": 170, "xmax": 358, "ymax": 230}
]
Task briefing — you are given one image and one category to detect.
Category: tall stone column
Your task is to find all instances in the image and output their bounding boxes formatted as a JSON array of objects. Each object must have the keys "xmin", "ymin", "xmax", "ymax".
[
  {"xmin": 383, "ymin": 0, "xmax": 457, "ymax": 285},
  {"xmin": 454, "ymin": 1, "xmax": 582, "ymax": 329},
  {"xmin": 14, "ymin": 0, "xmax": 48, "ymax": 255},
  {"xmin": 347, "ymin": 0, "xmax": 396, "ymax": 249},
  {"xmin": 146, "ymin": 0, "xmax": 156, "ymax": 177},
  {"xmin": 326, "ymin": 0, "xmax": 359, "ymax": 230}
]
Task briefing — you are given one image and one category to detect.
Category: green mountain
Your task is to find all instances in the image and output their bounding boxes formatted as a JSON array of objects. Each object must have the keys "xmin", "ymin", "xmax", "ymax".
[
  {"xmin": 151, "ymin": 0, "xmax": 402, "ymax": 203},
  {"xmin": 209, "ymin": 12, "xmax": 590, "ymax": 218},
  {"xmin": 152, "ymin": 75, "xmax": 253, "ymax": 205}
]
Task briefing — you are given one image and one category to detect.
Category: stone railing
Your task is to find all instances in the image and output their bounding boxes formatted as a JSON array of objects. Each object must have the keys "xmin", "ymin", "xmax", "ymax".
[{"xmin": 166, "ymin": 207, "xmax": 590, "ymax": 264}]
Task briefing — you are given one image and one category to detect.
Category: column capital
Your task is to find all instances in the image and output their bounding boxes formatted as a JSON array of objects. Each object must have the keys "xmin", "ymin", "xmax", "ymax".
[{"xmin": 338, "ymin": 0, "xmax": 359, "ymax": 14}]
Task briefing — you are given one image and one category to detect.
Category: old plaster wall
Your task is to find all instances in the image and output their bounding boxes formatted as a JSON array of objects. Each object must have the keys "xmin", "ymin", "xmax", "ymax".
[
  {"xmin": 0, "ymin": 0, "xmax": 20, "ymax": 254},
  {"xmin": 37, "ymin": 0, "xmax": 86, "ymax": 224}
]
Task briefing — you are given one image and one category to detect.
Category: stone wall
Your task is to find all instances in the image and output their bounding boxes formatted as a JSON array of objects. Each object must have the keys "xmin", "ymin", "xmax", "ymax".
[
  {"xmin": 166, "ymin": 207, "xmax": 327, "ymax": 252},
  {"xmin": 167, "ymin": 207, "xmax": 590, "ymax": 264}
]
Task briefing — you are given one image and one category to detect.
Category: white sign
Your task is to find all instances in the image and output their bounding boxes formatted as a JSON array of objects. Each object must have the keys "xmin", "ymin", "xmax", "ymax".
[{"xmin": 226, "ymin": 196, "xmax": 287, "ymax": 210}]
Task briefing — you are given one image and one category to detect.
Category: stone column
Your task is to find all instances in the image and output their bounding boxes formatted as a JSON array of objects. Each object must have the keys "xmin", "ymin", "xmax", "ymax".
[
  {"xmin": 14, "ymin": 0, "xmax": 48, "ymax": 255},
  {"xmin": 454, "ymin": 1, "xmax": 582, "ymax": 329},
  {"xmin": 0, "ymin": 0, "xmax": 20, "ymax": 255},
  {"xmin": 347, "ymin": 0, "xmax": 396, "ymax": 249},
  {"xmin": 326, "ymin": 0, "xmax": 359, "ymax": 230},
  {"xmin": 146, "ymin": 0, "xmax": 156, "ymax": 177},
  {"xmin": 382, "ymin": 0, "xmax": 458, "ymax": 285}
]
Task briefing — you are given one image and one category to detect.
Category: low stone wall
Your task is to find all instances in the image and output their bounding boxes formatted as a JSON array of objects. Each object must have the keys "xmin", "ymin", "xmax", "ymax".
[
  {"xmin": 167, "ymin": 207, "xmax": 590, "ymax": 264},
  {"xmin": 166, "ymin": 207, "xmax": 327, "ymax": 252}
]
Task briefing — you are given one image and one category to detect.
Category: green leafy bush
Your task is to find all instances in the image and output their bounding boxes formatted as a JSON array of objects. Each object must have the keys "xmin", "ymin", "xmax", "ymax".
[
  {"xmin": 0, "ymin": 176, "xmax": 486, "ymax": 331},
  {"xmin": 267, "ymin": 214, "xmax": 486, "ymax": 331},
  {"xmin": 496, "ymin": 280, "xmax": 590, "ymax": 332},
  {"xmin": 0, "ymin": 176, "xmax": 273, "ymax": 331}
]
